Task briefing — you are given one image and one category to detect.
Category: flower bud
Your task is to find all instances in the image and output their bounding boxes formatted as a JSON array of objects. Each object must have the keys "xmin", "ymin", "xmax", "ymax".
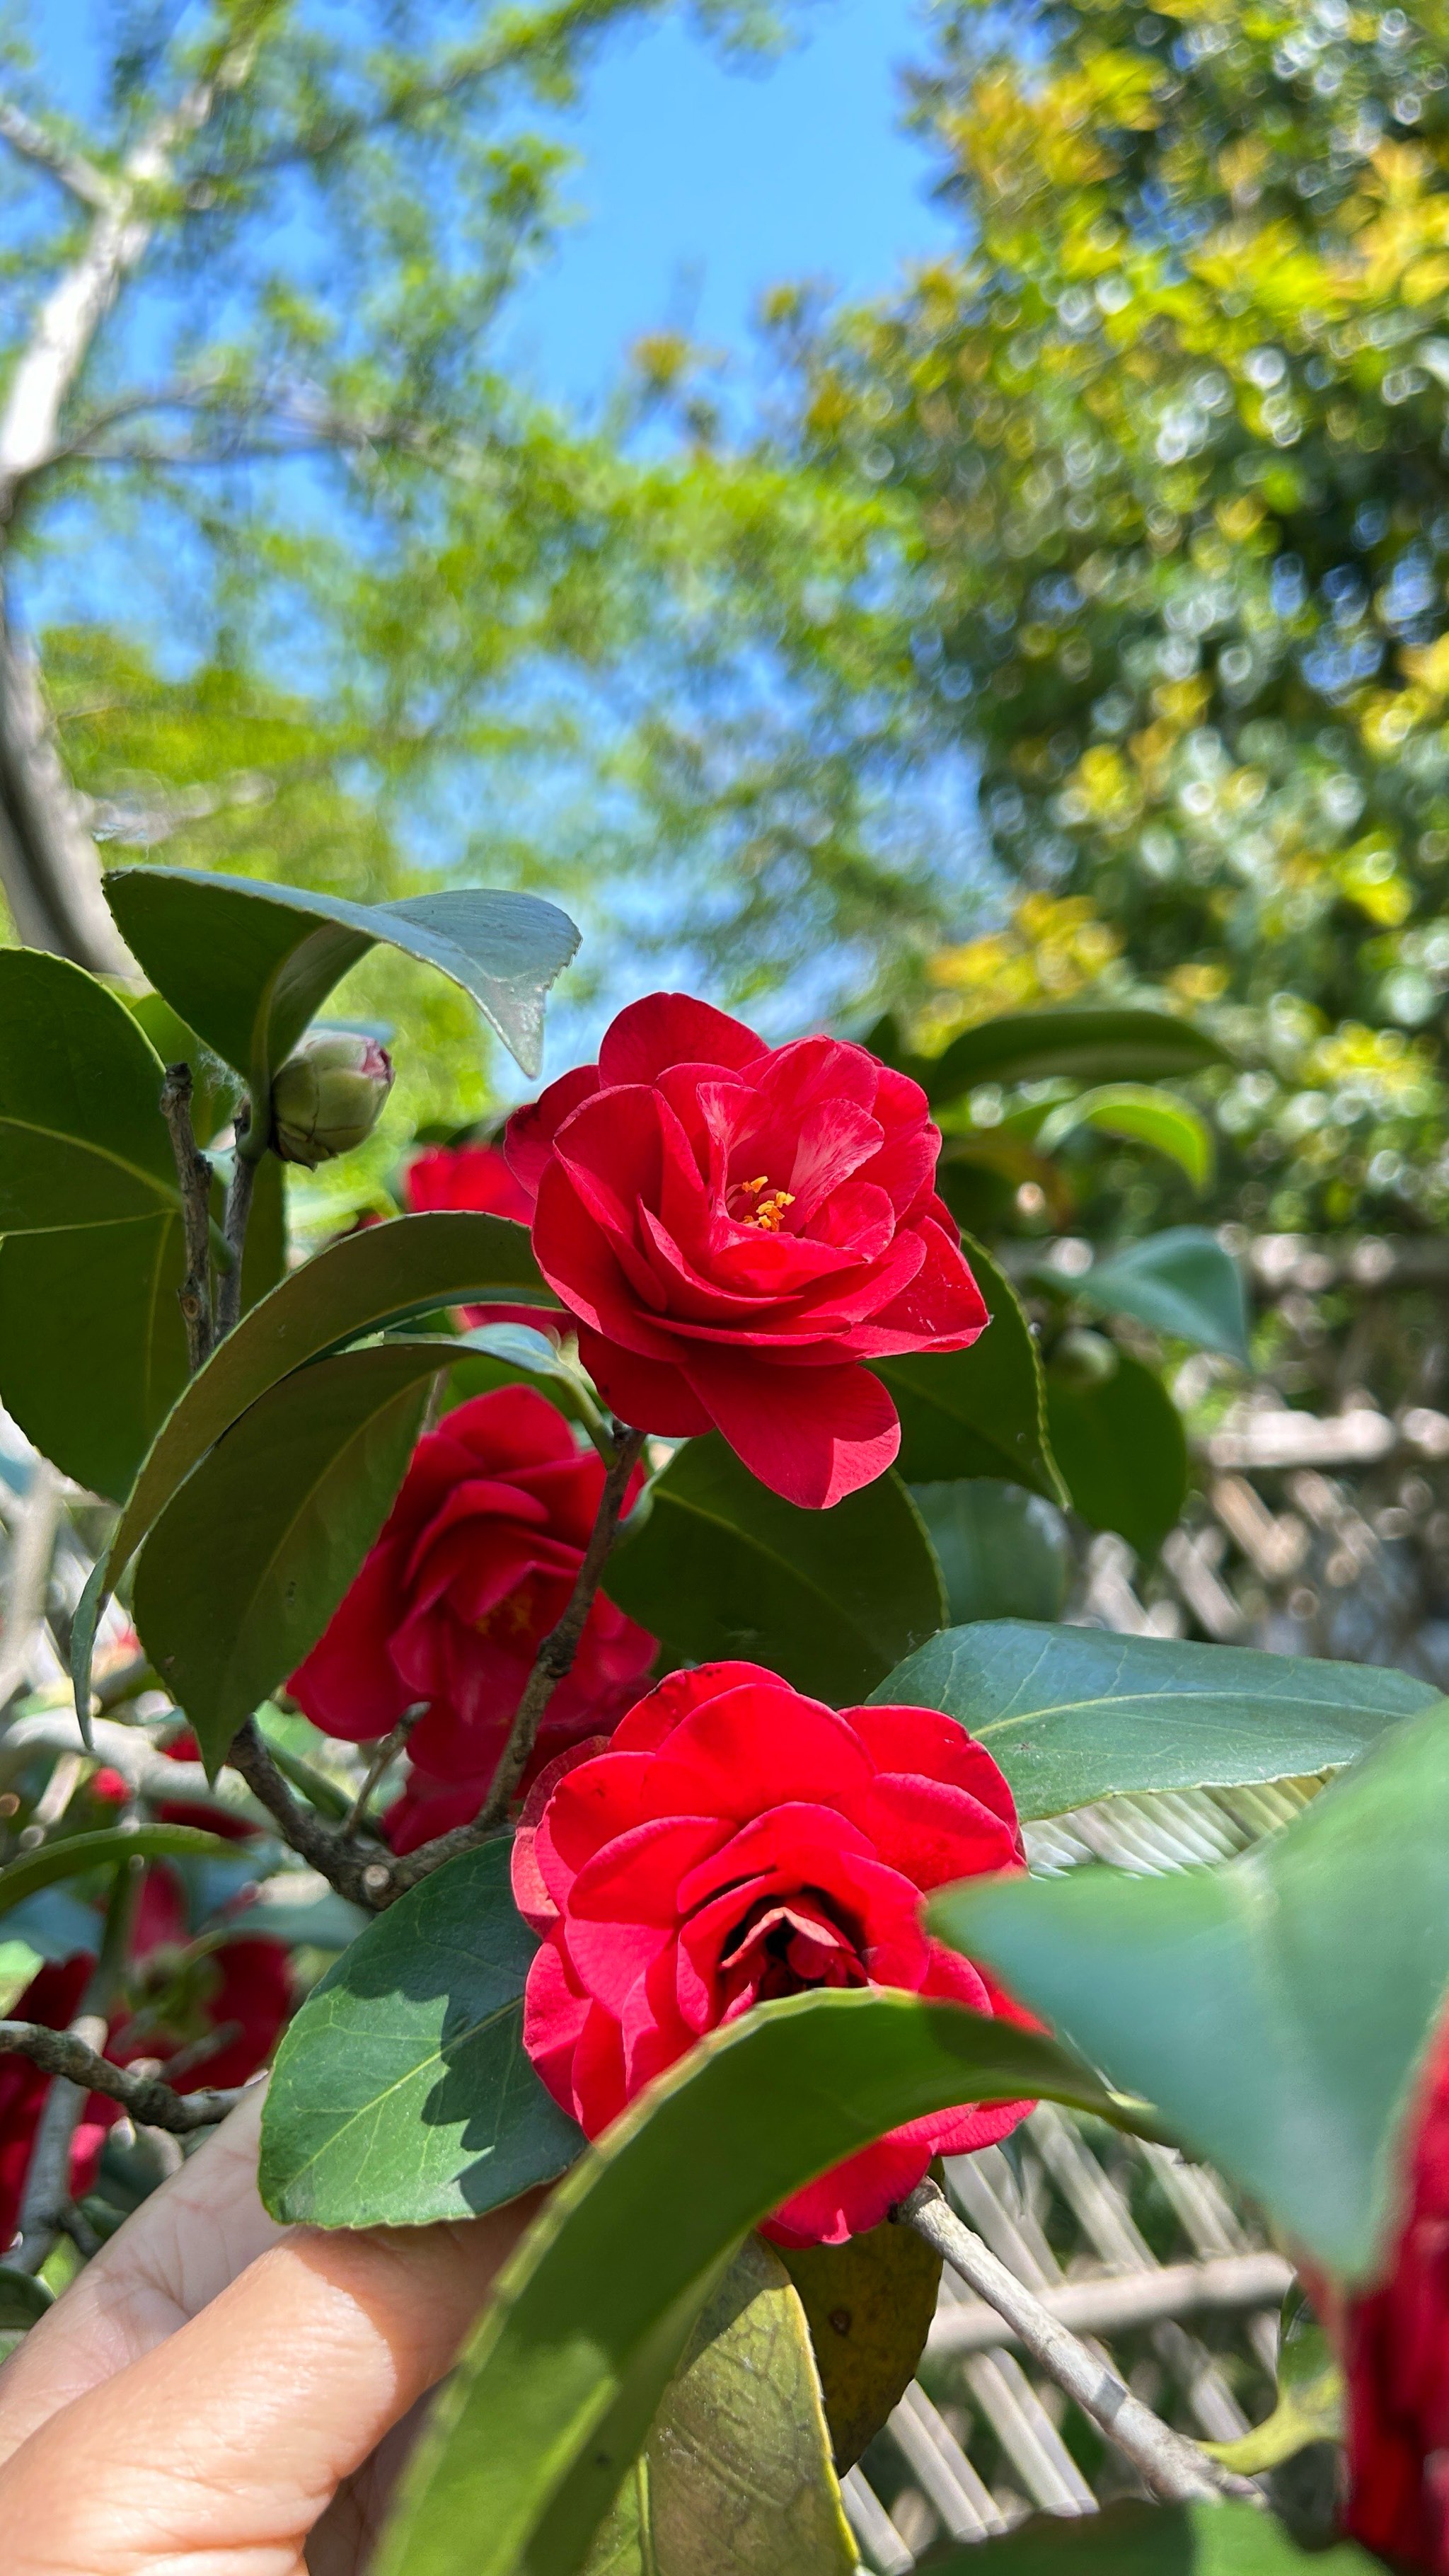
[{"xmin": 270, "ymin": 1032, "xmax": 394, "ymax": 1167}]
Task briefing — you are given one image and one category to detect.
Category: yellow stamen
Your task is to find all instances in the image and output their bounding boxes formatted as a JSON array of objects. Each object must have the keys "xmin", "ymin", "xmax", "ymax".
[{"xmin": 749, "ymin": 1189, "xmax": 795, "ymax": 1232}]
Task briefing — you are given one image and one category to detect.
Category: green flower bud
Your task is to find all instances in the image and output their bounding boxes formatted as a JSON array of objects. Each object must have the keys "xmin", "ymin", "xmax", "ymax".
[{"xmin": 270, "ymin": 1032, "xmax": 394, "ymax": 1167}]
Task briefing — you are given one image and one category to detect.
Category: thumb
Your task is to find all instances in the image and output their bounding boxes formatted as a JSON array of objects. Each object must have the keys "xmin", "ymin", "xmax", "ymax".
[{"xmin": 0, "ymin": 2196, "xmax": 542, "ymax": 2576}]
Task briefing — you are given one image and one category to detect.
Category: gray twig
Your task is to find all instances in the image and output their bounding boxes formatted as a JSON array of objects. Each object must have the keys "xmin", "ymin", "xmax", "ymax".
[
  {"xmin": 11, "ymin": 1858, "xmax": 139, "ymax": 2272},
  {"xmin": 479, "ymin": 1422, "xmax": 646, "ymax": 1828},
  {"xmin": 896, "ymin": 2180, "xmax": 1239, "ymax": 2505},
  {"xmin": 0, "ymin": 2020, "xmax": 238, "ymax": 2134},
  {"xmin": 214, "ymin": 1099, "xmax": 258, "ymax": 1338},
  {"xmin": 160, "ymin": 1062, "xmax": 213, "ymax": 1369},
  {"xmin": 227, "ymin": 1717, "xmax": 389, "ymax": 1910}
]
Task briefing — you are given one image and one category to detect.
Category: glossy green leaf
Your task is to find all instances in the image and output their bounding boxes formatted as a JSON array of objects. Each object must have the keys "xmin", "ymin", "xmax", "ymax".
[
  {"xmin": 72, "ymin": 1210, "xmax": 550, "ymax": 1718},
  {"xmin": 776, "ymin": 2214, "xmax": 942, "ymax": 2472},
  {"xmin": 1039, "ymin": 1086, "xmax": 1215, "ymax": 1192},
  {"xmin": 607, "ymin": 1437, "xmax": 945, "ymax": 1703},
  {"xmin": 875, "ymin": 1238, "xmax": 1068, "ymax": 1503},
  {"xmin": 0, "ymin": 1212, "xmax": 188, "ymax": 1500},
  {"xmin": 0, "ymin": 1824, "xmax": 235, "ymax": 1919},
  {"xmin": 0, "ymin": 2270, "xmax": 52, "ymax": 2330},
  {"xmin": 1204, "ymin": 2287, "xmax": 1342, "ymax": 2476},
  {"xmin": 1046, "ymin": 1346, "xmax": 1189, "ymax": 1559},
  {"xmin": 259, "ymin": 1839, "xmax": 581, "ymax": 2227},
  {"xmin": 874, "ymin": 1618, "xmax": 1436, "ymax": 1820},
  {"xmin": 104, "ymin": 867, "xmax": 579, "ymax": 1103},
  {"xmin": 583, "ymin": 2237, "xmax": 855, "ymax": 2576},
  {"xmin": 374, "ymin": 1991, "xmax": 1119, "ymax": 2576},
  {"xmin": 911, "ymin": 1481, "xmax": 1070, "ymax": 1626},
  {"xmin": 107, "ymin": 1214, "xmax": 548, "ymax": 1575},
  {"xmin": 919, "ymin": 1008, "xmax": 1228, "ymax": 1109},
  {"xmin": 0, "ymin": 950, "xmax": 176, "ymax": 1230},
  {"xmin": 132, "ymin": 1340, "xmax": 449, "ymax": 1770},
  {"xmin": 916, "ymin": 2499, "xmax": 1373, "ymax": 2575},
  {"xmin": 932, "ymin": 1697, "xmax": 1449, "ymax": 2278},
  {"xmin": 1065, "ymin": 1228, "xmax": 1250, "ymax": 1364}
]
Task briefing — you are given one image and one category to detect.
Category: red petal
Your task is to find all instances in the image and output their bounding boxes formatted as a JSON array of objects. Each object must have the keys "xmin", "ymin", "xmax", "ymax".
[
  {"xmin": 575, "ymin": 1328, "xmax": 712, "ymax": 1435},
  {"xmin": 598, "ymin": 993, "xmax": 767, "ymax": 1086},
  {"xmin": 521, "ymin": 1935, "xmax": 591, "ymax": 2113},
  {"xmin": 679, "ymin": 1347, "xmax": 901, "ymax": 1508},
  {"xmin": 643, "ymin": 1679, "xmax": 871, "ymax": 1822},
  {"xmin": 289, "ymin": 1540, "xmax": 415, "ymax": 1742},
  {"xmin": 611, "ymin": 1662, "xmax": 779, "ymax": 1754},
  {"xmin": 504, "ymin": 1064, "xmax": 600, "ymax": 1204}
]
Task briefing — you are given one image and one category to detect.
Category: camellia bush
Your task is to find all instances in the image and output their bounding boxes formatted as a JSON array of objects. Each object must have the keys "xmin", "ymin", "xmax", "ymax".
[{"xmin": 3, "ymin": 862, "xmax": 1449, "ymax": 2576}]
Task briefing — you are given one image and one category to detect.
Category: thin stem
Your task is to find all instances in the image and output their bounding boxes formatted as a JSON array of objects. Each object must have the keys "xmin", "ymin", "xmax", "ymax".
[
  {"xmin": 214, "ymin": 1099, "xmax": 258, "ymax": 1338},
  {"xmin": 159, "ymin": 1063, "xmax": 213, "ymax": 1370},
  {"xmin": 0, "ymin": 2023, "xmax": 242, "ymax": 2135},
  {"xmin": 0, "ymin": 1456, "xmax": 61, "ymax": 1709},
  {"xmin": 895, "ymin": 2180, "xmax": 1237, "ymax": 2506},
  {"xmin": 12, "ymin": 1858, "xmax": 140, "ymax": 2272},
  {"xmin": 479, "ymin": 1422, "xmax": 647, "ymax": 1829},
  {"xmin": 341, "ymin": 1705, "xmax": 422, "ymax": 1839}
]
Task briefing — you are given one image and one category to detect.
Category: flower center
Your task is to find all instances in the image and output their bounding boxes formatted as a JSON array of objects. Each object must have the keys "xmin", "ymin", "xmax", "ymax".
[
  {"xmin": 717, "ymin": 1888, "xmax": 867, "ymax": 2005},
  {"xmin": 728, "ymin": 1171, "xmax": 796, "ymax": 1232}
]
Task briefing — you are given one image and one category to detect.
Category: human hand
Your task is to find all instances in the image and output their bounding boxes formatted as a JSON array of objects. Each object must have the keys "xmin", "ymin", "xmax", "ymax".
[{"xmin": 0, "ymin": 2085, "xmax": 542, "ymax": 2575}]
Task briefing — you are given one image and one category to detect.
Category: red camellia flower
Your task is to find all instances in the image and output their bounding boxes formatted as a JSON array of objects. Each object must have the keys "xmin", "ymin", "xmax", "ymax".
[
  {"xmin": 290, "ymin": 1386, "xmax": 656, "ymax": 1846},
  {"xmin": 503, "ymin": 994, "xmax": 988, "ymax": 1510},
  {"xmin": 513, "ymin": 1660, "xmax": 1033, "ymax": 2244},
  {"xmin": 1343, "ymin": 2013, "xmax": 1449, "ymax": 2570}
]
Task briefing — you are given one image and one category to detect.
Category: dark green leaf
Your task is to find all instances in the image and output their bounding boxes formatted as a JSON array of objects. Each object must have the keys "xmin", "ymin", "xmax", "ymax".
[
  {"xmin": 607, "ymin": 1437, "xmax": 945, "ymax": 1703},
  {"xmin": 132, "ymin": 1340, "xmax": 449, "ymax": 1769},
  {"xmin": 371, "ymin": 1990, "xmax": 1121, "ymax": 2576},
  {"xmin": 776, "ymin": 2214, "xmax": 942, "ymax": 2471},
  {"xmin": 920, "ymin": 1009, "xmax": 1228, "ymax": 1109},
  {"xmin": 241, "ymin": 1152, "xmax": 287, "ymax": 1312},
  {"xmin": 931, "ymin": 1697, "xmax": 1449, "ymax": 2278},
  {"xmin": 1046, "ymin": 1347, "xmax": 1188, "ymax": 1559},
  {"xmin": 1064, "ymin": 1229, "xmax": 1250, "ymax": 1364},
  {"xmin": 583, "ymin": 2238, "xmax": 855, "ymax": 2576},
  {"xmin": 916, "ymin": 2498, "xmax": 1373, "ymax": 2574},
  {"xmin": 875, "ymin": 1238, "xmax": 1068, "ymax": 1503},
  {"xmin": 0, "ymin": 1824, "xmax": 235, "ymax": 1919},
  {"xmin": 259, "ymin": 1839, "xmax": 581, "ymax": 2227},
  {"xmin": 0, "ymin": 2270, "xmax": 52, "ymax": 2330},
  {"xmin": 0, "ymin": 1212, "xmax": 190, "ymax": 1501},
  {"xmin": 0, "ymin": 950, "xmax": 175, "ymax": 1230},
  {"xmin": 104, "ymin": 867, "xmax": 579, "ymax": 1100},
  {"xmin": 1039, "ymin": 1086, "xmax": 1215, "ymax": 1192},
  {"xmin": 874, "ymin": 1618, "xmax": 1436, "ymax": 1819},
  {"xmin": 911, "ymin": 1482, "xmax": 1070, "ymax": 1626},
  {"xmin": 105, "ymin": 1213, "xmax": 549, "ymax": 1577}
]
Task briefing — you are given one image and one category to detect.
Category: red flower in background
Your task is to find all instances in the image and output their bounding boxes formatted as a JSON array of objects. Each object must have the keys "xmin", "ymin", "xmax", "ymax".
[
  {"xmin": 403, "ymin": 1140, "xmax": 564, "ymax": 1335},
  {"xmin": 405, "ymin": 1141, "xmax": 532, "ymax": 1226},
  {"xmin": 289, "ymin": 1386, "xmax": 656, "ymax": 1845},
  {"xmin": 1344, "ymin": 2015, "xmax": 1449, "ymax": 2570},
  {"xmin": 0, "ymin": 1878, "xmax": 290, "ymax": 2251},
  {"xmin": 503, "ymin": 994, "xmax": 988, "ymax": 1510},
  {"xmin": 513, "ymin": 1660, "xmax": 1033, "ymax": 2245}
]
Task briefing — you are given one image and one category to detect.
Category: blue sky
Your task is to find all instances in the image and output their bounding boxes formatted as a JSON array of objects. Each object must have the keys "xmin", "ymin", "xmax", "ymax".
[{"xmin": 507, "ymin": 0, "xmax": 952, "ymax": 406}]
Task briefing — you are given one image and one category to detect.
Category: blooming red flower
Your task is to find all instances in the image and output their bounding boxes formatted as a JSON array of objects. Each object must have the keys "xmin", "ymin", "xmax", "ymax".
[
  {"xmin": 512, "ymin": 1660, "xmax": 1033, "ymax": 2244},
  {"xmin": 1344, "ymin": 2014, "xmax": 1449, "ymax": 2570},
  {"xmin": 289, "ymin": 1386, "xmax": 656, "ymax": 1839},
  {"xmin": 503, "ymin": 994, "xmax": 988, "ymax": 1510}
]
